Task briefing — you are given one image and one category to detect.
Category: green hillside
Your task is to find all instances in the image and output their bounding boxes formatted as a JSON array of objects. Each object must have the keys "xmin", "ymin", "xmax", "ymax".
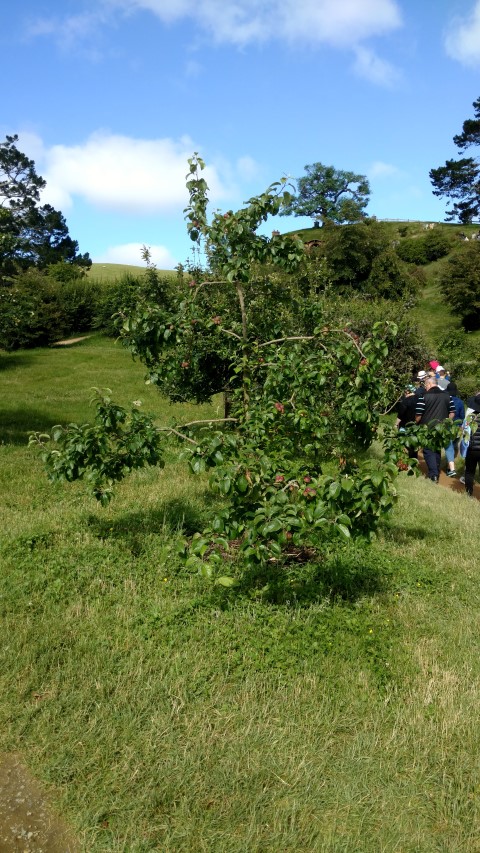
[
  {"xmin": 87, "ymin": 262, "xmax": 178, "ymax": 282},
  {"xmin": 283, "ymin": 220, "xmax": 480, "ymax": 356},
  {"xmin": 288, "ymin": 220, "xmax": 480, "ymax": 243}
]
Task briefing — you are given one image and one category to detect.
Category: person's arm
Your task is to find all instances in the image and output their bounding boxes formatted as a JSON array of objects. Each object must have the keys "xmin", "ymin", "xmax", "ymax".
[{"xmin": 415, "ymin": 397, "xmax": 424, "ymax": 424}]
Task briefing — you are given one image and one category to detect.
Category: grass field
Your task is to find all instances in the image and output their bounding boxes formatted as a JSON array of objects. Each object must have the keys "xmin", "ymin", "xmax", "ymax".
[
  {"xmin": 87, "ymin": 263, "xmax": 178, "ymax": 284},
  {"xmin": 2, "ymin": 337, "xmax": 480, "ymax": 851}
]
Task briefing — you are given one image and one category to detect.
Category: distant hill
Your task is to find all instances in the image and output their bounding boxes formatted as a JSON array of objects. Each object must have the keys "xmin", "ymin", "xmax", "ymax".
[
  {"xmin": 285, "ymin": 220, "xmax": 480, "ymax": 243},
  {"xmin": 87, "ymin": 262, "xmax": 177, "ymax": 282}
]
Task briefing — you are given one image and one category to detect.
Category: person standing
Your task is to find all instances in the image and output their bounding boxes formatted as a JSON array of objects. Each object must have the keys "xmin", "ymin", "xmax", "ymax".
[
  {"xmin": 463, "ymin": 393, "xmax": 480, "ymax": 496},
  {"xmin": 395, "ymin": 385, "xmax": 418, "ymax": 459},
  {"xmin": 444, "ymin": 382, "xmax": 465, "ymax": 477},
  {"xmin": 415, "ymin": 369, "xmax": 428, "ymax": 397},
  {"xmin": 415, "ymin": 376, "xmax": 455, "ymax": 482},
  {"xmin": 435, "ymin": 366, "xmax": 450, "ymax": 390}
]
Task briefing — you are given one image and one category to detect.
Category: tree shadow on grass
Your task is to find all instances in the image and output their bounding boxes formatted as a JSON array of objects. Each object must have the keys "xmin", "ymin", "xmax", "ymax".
[
  {"xmin": 227, "ymin": 546, "xmax": 394, "ymax": 607},
  {"xmin": 0, "ymin": 408, "xmax": 65, "ymax": 446},
  {"xmin": 381, "ymin": 524, "xmax": 429, "ymax": 545},
  {"xmin": 0, "ymin": 352, "xmax": 36, "ymax": 371},
  {"xmin": 85, "ymin": 498, "xmax": 207, "ymax": 555}
]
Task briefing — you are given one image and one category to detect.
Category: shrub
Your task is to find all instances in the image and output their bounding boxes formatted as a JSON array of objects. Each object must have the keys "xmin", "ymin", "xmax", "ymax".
[
  {"xmin": 365, "ymin": 249, "xmax": 418, "ymax": 300},
  {"xmin": 439, "ymin": 243, "xmax": 480, "ymax": 330},
  {"xmin": 93, "ymin": 273, "xmax": 145, "ymax": 336},
  {"xmin": 396, "ymin": 231, "xmax": 451, "ymax": 265},
  {"xmin": 423, "ymin": 229, "xmax": 451, "ymax": 261},
  {"xmin": 396, "ymin": 238, "xmax": 428, "ymax": 265},
  {"xmin": 0, "ymin": 268, "xmax": 99, "ymax": 350}
]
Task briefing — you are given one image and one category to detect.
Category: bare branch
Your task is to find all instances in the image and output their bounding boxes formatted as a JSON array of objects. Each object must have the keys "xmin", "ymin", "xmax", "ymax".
[
  {"xmin": 219, "ymin": 327, "xmax": 242, "ymax": 341},
  {"xmin": 235, "ymin": 282, "xmax": 248, "ymax": 342},
  {"xmin": 157, "ymin": 417, "xmax": 238, "ymax": 444},
  {"xmin": 258, "ymin": 335, "xmax": 316, "ymax": 348},
  {"xmin": 182, "ymin": 418, "xmax": 238, "ymax": 427},
  {"xmin": 156, "ymin": 427, "xmax": 197, "ymax": 445}
]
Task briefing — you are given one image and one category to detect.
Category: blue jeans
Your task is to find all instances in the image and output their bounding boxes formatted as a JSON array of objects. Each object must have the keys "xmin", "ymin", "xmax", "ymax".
[{"xmin": 445, "ymin": 441, "xmax": 454, "ymax": 464}]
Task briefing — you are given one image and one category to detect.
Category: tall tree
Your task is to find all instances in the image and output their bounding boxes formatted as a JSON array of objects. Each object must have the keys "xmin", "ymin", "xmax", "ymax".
[
  {"xmin": 430, "ymin": 96, "xmax": 480, "ymax": 224},
  {"xmin": 0, "ymin": 134, "xmax": 90, "ymax": 279},
  {"xmin": 280, "ymin": 162, "xmax": 370, "ymax": 226}
]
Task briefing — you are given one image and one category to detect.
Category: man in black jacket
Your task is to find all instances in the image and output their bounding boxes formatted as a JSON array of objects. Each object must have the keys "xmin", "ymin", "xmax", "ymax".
[{"xmin": 415, "ymin": 377, "xmax": 455, "ymax": 482}]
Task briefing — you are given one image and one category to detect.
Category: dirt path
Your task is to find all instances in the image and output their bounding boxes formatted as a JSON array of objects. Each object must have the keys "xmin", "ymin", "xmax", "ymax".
[
  {"xmin": 0, "ymin": 755, "xmax": 79, "ymax": 852},
  {"xmin": 417, "ymin": 454, "xmax": 480, "ymax": 500},
  {"xmin": 52, "ymin": 335, "xmax": 91, "ymax": 347}
]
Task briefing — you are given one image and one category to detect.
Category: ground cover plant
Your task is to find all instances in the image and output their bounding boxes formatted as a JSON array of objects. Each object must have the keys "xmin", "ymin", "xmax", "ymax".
[{"xmin": 3, "ymin": 337, "xmax": 480, "ymax": 850}]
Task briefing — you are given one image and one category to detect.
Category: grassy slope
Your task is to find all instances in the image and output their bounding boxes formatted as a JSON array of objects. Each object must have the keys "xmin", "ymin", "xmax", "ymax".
[
  {"xmin": 2, "ymin": 338, "xmax": 480, "ymax": 850},
  {"xmin": 87, "ymin": 263, "xmax": 178, "ymax": 283},
  {"xmin": 287, "ymin": 220, "xmax": 480, "ymax": 355}
]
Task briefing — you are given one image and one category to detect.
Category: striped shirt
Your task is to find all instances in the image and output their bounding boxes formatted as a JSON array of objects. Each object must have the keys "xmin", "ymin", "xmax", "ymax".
[{"xmin": 415, "ymin": 388, "xmax": 455, "ymax": 424}]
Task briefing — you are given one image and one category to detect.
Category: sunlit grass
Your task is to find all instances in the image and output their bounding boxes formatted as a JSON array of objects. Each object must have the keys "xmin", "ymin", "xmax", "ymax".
[
  {"xmin": 87, "ymin": 263, "xmax": 178, "ymax": 284},
  {"xmin": 2, "ymin": 338, "xmax": 480, "ymax": 850}
]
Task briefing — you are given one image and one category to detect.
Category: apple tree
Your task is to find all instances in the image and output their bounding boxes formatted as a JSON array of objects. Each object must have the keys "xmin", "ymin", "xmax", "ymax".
[{"xmin": 32, "ymin": 156, "xmax": 426, "ymax": 583}]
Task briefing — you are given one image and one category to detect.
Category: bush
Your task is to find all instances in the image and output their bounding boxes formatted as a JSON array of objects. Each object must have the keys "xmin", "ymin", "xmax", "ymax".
[
  {"xmin": 423, "ymin": 229, "xmax": 452, "ymax": 261},
  {"xmin": 396, "ymin": 231, "xmax": 451, "ymax": 265},
  {"xmin": 326, "ymin": 296, "xmax": 429, "ymax": 386},
  {"xmin": 0, "ymin": 268, "xmax": 100, "ymax": 350},
  {"xmin": 439, "ymin": 243, "xmax": 480, "ymax": 330},
  {"xmin": 93, "ymin": 273, "xmax": 145, "ymax": 336},
  {"xmin": 365, "ymin": 249, "xmax": 418, "ymax": 300},
  {"xmin": 396, "ymin": 238, "xmax": 428, "ymax": 265}
]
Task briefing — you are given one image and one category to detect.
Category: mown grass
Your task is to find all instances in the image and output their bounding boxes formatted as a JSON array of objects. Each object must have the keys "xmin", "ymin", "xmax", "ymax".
[{"xmin": 2, "ymin": 337, "xmax": 480, "ymax": 851}]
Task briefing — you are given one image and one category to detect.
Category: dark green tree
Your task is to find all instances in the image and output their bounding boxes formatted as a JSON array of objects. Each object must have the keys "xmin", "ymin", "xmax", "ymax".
[
  {"xmin": 316, "ymin": 218, "xmax": 417, "ymax": 299},
  {"xmin": 19, "ymin": 204, "xmax": 91, "ymax": 270},
  {"xmin": 280, "ymin": 162, "xmax": 370, "ymax": 226},
  {"xmin": 439, "ymin": 242, "xmax": 480, "ymax": 330},
  {"xmin": 430, "ymin": 96, "xmax": 480, "ymax": 223},
  {"xmin": 0, "ymin": 134, "xmax": 90, "ymax": 280}
]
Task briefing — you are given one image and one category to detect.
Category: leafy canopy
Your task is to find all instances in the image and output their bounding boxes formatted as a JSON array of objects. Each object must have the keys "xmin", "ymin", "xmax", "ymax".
[
  {"xmin": 430, "ymin": 96, "xmax": 480, "ymax": 224},
  {"xmin": 30, "ymin": 155, "xmax": 455, "ymax": 585},
  {"xmin": 0, "ymin": 134, "xmax": 90, "ymax": 281},
  {"xmin": 280, "ymin": 162, "xmax": 370, "ymax": 225},
  {"xmin": 439, "ymin": 241, "xmax": 480, "ymax": 330}
]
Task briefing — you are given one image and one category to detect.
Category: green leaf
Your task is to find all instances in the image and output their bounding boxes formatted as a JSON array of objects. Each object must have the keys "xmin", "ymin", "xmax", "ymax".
[
  {"xmin": 329, "ymin": 482, "xmax": 342, "ymax": 499},
  {"xmin": 215, "ymin": 576, "xmax": 237, "ymax": 587},
  {"xmin": 221, "ymin": 476, "xmax": 231, "ymax": 495},
  {"xmin": 337, "ymin": 524, "xmax": 351, "ymax": 540},
  {"xmin": 200, "ymin": 563, "xmax": 213, "ymax": 579},
  {"xmin": 262, "ymin": 519, "xmax": 283, "ymax": 535}
]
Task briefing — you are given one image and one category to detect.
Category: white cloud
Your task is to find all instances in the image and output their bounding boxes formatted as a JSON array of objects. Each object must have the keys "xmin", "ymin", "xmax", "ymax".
[
  {"xmin": 95, "ymin": 242, "xmax": 177, "ymax": 267},
  {"xmin": 353, "ymin": 46, "xmax": 401, "ymax": 87},
  {"xmin": 29, "ymin": 0, "xmax": 403, "ymax": 49},
  {"xmin": 368, "ymin": 160, "xmax": 401, "ymax": 179},
  {"xmin": 444, "ymin": 1, "xmax": 480, "ymax": 67},
  {"xmin": 34, "ymin": 132, "xmax": 228, "ymax": 214},
  {"xmin": 236, "ymin": 155, "xmax": 261, "ymax": 182},
  {"xmin": 278, "ymin": 0, "xmax": 402, "ymax": 48}
]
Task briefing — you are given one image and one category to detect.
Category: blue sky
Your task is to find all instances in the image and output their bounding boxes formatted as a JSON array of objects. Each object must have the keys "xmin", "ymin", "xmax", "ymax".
[{"xmin": 2, "ymin": 0, "xmax": 480, "ymax": 268}]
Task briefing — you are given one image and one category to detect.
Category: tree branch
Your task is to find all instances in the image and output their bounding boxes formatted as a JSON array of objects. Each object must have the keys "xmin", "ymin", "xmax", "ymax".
[
  {"xmin": 258, "ymin": 335, "xmax": 316, "ymax": 348},
  {"xmin": 182, "ymin": 418, "xmax": 238, "ymax": 427},
  {"xmin": 157, "ymin": 417, "xmax": 238, "ymax": 444},
  {"xmin": 219, "ymin": 327, "xmax": 242, "ymax": 340},
  {"xmin": 235, "ymin": 282, "xmax": 248, "ymax": 342}
]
